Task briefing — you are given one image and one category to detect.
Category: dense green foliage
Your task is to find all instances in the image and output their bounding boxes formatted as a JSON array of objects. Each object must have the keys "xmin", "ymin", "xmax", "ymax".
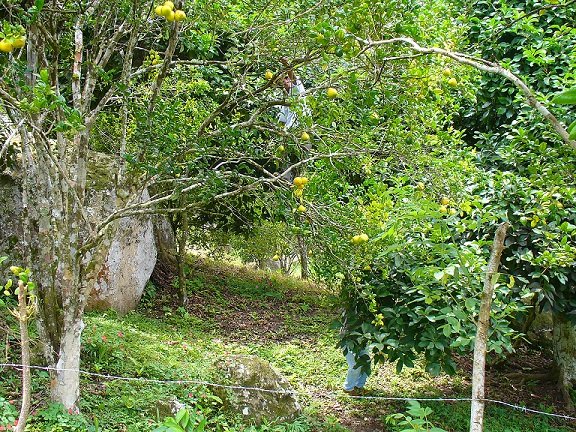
[{"xmin": 457, "ymin": 1, "xmax": 576, "ymax": 319}]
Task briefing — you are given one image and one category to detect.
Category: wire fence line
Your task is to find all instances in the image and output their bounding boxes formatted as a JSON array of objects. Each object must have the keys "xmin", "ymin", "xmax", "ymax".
[{"xmin": 2, "ymin": 363, "xmax": 576, "ymax": 422}]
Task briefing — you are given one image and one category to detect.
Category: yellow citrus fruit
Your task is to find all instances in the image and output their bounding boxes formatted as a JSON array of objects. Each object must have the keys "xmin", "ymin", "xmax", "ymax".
[
  {"xmin": 160, "ymin": 5, "xmax": 172, "ymax": 16},
  {"xmin": 441, "ymin": 196, "xmax": 450, "ymax": 205},
  {"xmin": 442, "ymin": 68, "xmax": 451, "ymax": 77},
  {"xmin": 265, "ymin": 71, "xmax": 274, "ymax": 80},
  {"xmin": 294, "ymin": 188, "xmax": 303, "ymax": 197},
  {"xmin": 293, "ymin": 177, "xmax": 303, "ymax": 187},
  {"xmin": 12, "ymin": 37, "xmax": 26, "ymax": 49},
  {"xmin": 301, "ymin": 131, "xmax": 310, "ymax": 141},
  {"xmin": 163, "ymin": 1, "xmax": 174, "ymax": 9},
  {"xmin": 174, "ymin": 10, "xmax": 186, "ymax": 21},
  {"xmin": 278, "ymin": 144, "xmax": 285, "ymax": 152},
  {"xmin": 0, "ymin": 39, "xmax": 13, "ymax": 53},
  {"xmin": 359, "ymin": 233, "xmax": 369, "ymax": 243},
  {"xmin": 297, "ymin": 205, "xmax": 306, "ymax": 212},
  {"xmin": 448, "ymin": 77, "xmax": 458, "ymax": 88},
  {"xmin": 351, "ymin": 235, "xmax": 360, "ymax": 244},
  {"xmin": 300, "ymin": 176, "xmax": 308, "ymax": 185},
  {"xmin": 166, "ymin": 10, "xmax": 176, "ymax": 21},
  {"xmin": 273, "ymin": 254, "xmax": 280, "ymax": 261},
  {"xmin": 327, "ymin": 87, "xmax": 338, "ymax": 98},
  {"xmin": 439, "ymin": 205, "xmax": 448, "ymax": 213},
  {"xmin": 155, "ymin": 5, "xmax": 164, "ymax": 15}
]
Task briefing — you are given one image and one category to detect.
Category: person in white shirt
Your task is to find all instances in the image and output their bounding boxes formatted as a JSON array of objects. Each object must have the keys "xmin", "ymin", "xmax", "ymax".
[{"xmin": 277, "ymin": 57, "xmax": 308, "ymax": 130}]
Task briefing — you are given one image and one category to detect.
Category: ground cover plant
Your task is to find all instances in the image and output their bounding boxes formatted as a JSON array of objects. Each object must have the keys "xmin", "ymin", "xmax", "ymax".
[{"xmin": 2, "ymin": 256, "xmax": 576, "ymax": 431}]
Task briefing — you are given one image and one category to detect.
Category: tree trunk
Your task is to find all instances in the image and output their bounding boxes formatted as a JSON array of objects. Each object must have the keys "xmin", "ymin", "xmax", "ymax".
[
  {"xmin": 50, "ymin": 309, "xmax": 85, "ymax": 412},
  {"xmin": 297, "ymin": 234, "xmax": 308, "ymax": 279},
  {"xmin": 470, "ymin": 222, "xmax": 509, "ymax": 432},
  {"xmin": 15, "ymin": 279, "xmax": 32, "ymax": 432},
  {"xmin": 177, "ymin": 211, "xmax": 189, "ymax": 305},
  {"xmin": 552, "ymin": 312, "xmax": 576, "ymax": 411}
]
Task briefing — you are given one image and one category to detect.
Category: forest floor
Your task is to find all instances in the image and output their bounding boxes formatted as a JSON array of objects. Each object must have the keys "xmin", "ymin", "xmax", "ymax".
[{"xmin": 149, "ymin": 256, "xmax": 576, "ymax": 432}]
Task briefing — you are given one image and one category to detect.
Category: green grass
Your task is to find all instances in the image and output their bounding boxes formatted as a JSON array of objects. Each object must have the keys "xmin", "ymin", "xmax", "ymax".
[{"xmin": 1, "ymin": 256, "xmax": 575, "ymax": 431}]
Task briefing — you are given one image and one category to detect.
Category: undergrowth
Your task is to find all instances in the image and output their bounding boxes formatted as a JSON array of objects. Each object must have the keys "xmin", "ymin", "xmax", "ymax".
[{"xmin": 1, "ymin": 256, "xmax": 575, "ymax": 431}]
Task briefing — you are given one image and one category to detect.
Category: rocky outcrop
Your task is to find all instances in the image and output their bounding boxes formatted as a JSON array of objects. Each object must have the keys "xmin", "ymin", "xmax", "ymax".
[
  {"xmin": 0, "ymin": 150, "xmax": 157, "ymax": 314},
  {"xmin": 87, "ymin": 198, "xmax": 156, "ymax": 314},
  {"xmin": 0, "ymin": 173, "xmax": 24, "ymax": 265},
  {"xmin": 214, "ymin": 354, "xmax": 302, "ymax": 426}
]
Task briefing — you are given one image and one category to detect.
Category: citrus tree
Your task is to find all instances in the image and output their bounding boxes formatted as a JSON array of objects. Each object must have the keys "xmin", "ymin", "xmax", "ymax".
[
  {"xmin": 453, "ymin": 0, "xmax": 576, "ymax": 407},
  {"xmin": 318, "ymin": 0, "xmax": 576, "ymax": 410},
  {"xmin": 1, "ymin": 0, "xmax": 448, "ymax": 411}
]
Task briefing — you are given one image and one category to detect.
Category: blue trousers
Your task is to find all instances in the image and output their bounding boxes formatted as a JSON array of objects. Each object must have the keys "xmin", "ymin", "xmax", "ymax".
[{"xmin": 343, "ymin": 349, "xmax": 370, "ymax": 391}]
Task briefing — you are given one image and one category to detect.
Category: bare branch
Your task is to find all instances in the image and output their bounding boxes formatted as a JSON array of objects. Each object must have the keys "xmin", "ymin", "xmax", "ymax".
[{"xmin": 148, "ymin": 22, "xmax": 181, "ymax": 116}]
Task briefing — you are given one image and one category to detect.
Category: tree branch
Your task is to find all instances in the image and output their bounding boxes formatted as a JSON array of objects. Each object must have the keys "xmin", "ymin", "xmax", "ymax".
[{"xmin": 354, "ymin": 36, "xmax": 576, "ymax": 150}]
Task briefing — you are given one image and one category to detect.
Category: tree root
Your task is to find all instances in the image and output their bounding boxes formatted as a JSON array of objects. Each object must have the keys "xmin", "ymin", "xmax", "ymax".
[
  {"xmin": 504, "ymin": 369, "xmax": 558, "ymax": 385},
  {"xmin": 150, "ymin": 258, "xmax": 177, "ymax": 292}
]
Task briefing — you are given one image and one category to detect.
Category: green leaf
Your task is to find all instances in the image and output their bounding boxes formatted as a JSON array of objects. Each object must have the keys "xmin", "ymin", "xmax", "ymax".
[
  {"xmin": 433, "ymin": 270, "xmax": 445, "ymax": 280},
  {"xmin": 39, "ymin": 69, "xmax": 50, "ymax": 84},
  {"xmin": 552, "ymin": 88, "xmax": 576, "ymax": 105},
  {"xmin": 426, "ymin": 362, "xmax": 442, "ymax": 376}
]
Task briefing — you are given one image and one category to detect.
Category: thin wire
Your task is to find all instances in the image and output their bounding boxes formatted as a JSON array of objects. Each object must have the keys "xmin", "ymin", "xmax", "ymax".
[{"xmin": 2, "ymin": 363, "xmax": 576, "ymax": 421}]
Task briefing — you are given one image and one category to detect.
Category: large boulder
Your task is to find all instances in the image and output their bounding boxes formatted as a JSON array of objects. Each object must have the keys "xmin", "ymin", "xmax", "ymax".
[
  {"xmin": 0, "ymin": 173, "xmax": 24, "ymax": 264},
  {"xmin": 214, "ymin": 354, "xmax": 302, "ymax": 426},
  {"xmin": 0, "ymin": 150, "xmax": 157, "ymax": 314},
  {"xmin": 86, "ymin": 202, "xmax": 156, "ymax": 314},
  {"xmin": 84, "ymin": 151, "xmax": 156, "ymax": 314}
]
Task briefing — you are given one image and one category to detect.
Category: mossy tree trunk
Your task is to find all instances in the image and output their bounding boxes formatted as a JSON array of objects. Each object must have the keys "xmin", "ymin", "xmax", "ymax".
[
  {"xmin": 177, "ymin": 210, "xmax": 189, "ymax": 305},
  {"xmin": 552, "ymin": 313, "xmax": 576, "ymax": 411}
]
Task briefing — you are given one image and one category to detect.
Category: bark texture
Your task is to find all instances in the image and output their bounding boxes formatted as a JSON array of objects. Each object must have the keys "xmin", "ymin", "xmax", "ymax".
[
  {"xmin": 470, "ymin": 222, "xmax": 509, "ymax": 432},
  {"xmin": 552, "ymin": 313, "xmax": 576, "ymax": 411}
]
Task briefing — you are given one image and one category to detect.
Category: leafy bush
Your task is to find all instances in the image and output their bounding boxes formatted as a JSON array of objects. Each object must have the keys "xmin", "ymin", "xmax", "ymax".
[
  {"xmin": 152, "ymin": 409, "xmax": 207, "ymax": 432},
  {"xmin": 26, "ymin": 403, "xmax": 91, "ymax": 432},
  {"xmin": 0, "ymin": 396, "xmax": 18, "ymax": 429}
]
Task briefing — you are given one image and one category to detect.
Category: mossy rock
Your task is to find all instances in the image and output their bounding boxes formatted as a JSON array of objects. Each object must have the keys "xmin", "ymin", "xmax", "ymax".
[{"xmin": 214, "ymin": 354, "xmax": 302, "ymax": 426}]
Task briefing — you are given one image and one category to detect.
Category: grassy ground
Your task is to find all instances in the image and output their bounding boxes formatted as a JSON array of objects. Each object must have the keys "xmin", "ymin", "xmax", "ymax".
[{"xmin": 1, "ymin": 256, "xmax": 576, "ymax": 431}]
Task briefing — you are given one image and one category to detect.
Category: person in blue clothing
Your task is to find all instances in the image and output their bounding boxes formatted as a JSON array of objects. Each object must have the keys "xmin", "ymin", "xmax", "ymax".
[
  {"xmin": 343, "ymin": 347, "xmax": 371, "ymax": 395},
  {"xmin": 340, "ymin": 306, "xmax": 372, "ymax": 395}
]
